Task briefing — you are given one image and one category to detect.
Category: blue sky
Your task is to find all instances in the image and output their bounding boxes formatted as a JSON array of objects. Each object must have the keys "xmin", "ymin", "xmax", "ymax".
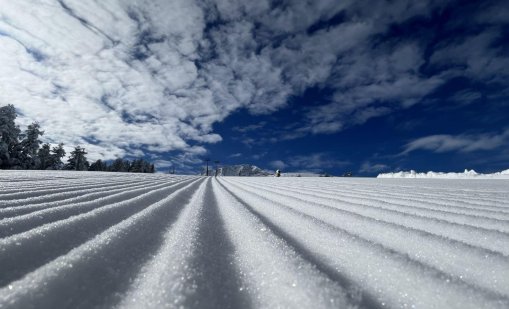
[{"xmin": 0, "ymin": 0, "xmax": 508, "ymax": 175}]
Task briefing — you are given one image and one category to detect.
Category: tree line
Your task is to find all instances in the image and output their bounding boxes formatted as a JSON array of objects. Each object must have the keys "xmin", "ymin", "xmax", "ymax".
[{"xmin": 0, "ymin": 104, "xmax": 155, "ymax": 173}]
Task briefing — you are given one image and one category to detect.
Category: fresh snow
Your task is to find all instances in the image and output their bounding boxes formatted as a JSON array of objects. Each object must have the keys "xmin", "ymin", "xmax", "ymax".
[
  {"xmin": 0, "ymin": 171, "xmax": 509, "ymax": 308},
  {"xmin": 378, "ymin": 169, "xmax": 509, "ymax": 179}
]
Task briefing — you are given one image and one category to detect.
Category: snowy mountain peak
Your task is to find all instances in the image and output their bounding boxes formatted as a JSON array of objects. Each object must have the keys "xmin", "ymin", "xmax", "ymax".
[{"xmin": 201, "ymin": 164, "xmax": 271, "ymax": 176}]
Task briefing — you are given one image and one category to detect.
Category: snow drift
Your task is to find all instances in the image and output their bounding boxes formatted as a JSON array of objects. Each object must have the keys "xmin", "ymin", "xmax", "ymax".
[{"xmin": 378, "ymin": 169, "xmax": 509, "ymax": 179}]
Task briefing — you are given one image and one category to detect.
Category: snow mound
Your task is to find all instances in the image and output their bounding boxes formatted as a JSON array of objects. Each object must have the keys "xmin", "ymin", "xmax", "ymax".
[{"xmin": 378, "ymin": 169, "xmax": 509, "ymax": 179}]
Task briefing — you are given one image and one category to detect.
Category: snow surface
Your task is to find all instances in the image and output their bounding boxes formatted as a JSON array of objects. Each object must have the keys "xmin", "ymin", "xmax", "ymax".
[
  {"xmin": 378, "ymin": 169, "xmax": 509, "ymax": 179},
  {"xmin": 1, "ymin": 171, "xmax": 509, "ymax": 308}
]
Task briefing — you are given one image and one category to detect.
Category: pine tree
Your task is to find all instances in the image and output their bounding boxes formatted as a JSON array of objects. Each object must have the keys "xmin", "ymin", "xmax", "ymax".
[
  {"xmin": 142, "ymin": 160, "xmax": 151, "ymax": 173},
  {"xmin": 20, "ymin": 122, "xmax": 44, "ymax": 169},
  {"xmin": 50, "ymin": 143, "xmax": 66, "ymax": 170},
  {"xmin": 66, "ymin": 146, "xmax": 89, "ymax": 171},
  {"xmin": 130, "ymin": 159, "xmax": 142, "ymax": 173},
  {"xmin": 122, "ymin": 160, "xmax": 130, "ymax": 172},
  {"xmin": 111, "ymin": 158, "xmax": 124, "ymax": 172},
  {"xmin": 38, "ymin": 143, "xmax": 51, "ymax": 170},
  {"xmin": 0, "ymin": 104, "xmax": 21, "ymax": 169},
  {"xmin": 89, "ymin": 159, "xmax": 105, "ymax": 171}
]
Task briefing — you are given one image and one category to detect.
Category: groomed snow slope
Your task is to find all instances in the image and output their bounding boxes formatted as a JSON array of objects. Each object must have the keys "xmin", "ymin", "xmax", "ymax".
[{"xmin": 1, "ymin": 171, "xmax": 509, "ymax": 308}]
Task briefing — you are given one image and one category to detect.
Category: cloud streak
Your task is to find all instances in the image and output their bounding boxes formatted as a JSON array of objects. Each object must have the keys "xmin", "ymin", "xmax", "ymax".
[
  {"xmin": 402, "ymin": 130, "xmax": 509, "ymax": 155},
  {"xmin": 359, "ymin": 162, "xmax": 389, "ymax": 173}
]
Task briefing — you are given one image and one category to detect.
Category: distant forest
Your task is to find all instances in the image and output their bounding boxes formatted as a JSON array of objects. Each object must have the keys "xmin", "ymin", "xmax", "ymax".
[{"xmin": 0, "ymin": 104, "xmax": 155, "ymax": 173}]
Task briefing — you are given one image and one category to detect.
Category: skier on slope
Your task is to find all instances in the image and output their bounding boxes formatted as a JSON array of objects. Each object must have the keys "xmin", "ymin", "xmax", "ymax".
[{"xmin": 275, "ymin": 169, "xmax": 281, "ymax": 177}]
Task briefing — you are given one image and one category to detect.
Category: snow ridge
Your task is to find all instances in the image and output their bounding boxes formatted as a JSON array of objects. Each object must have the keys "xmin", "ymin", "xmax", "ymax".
[{"xmin": 0, "ymin": 171, "xmax": 508, "ymax": 308}]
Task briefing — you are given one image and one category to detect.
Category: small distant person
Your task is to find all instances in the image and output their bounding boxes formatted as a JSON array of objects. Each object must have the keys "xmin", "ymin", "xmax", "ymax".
[{"xmin": 275, "ymin": 169, "xmax": 281, "ymax": 177}]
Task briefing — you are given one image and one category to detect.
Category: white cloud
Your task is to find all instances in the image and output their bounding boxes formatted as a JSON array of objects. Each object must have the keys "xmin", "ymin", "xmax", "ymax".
[
  {"xmin": 269, "ymin": 160, "xmax": 286, "ymax": 169},
  {"xmin": 301, "ymin": 42, "xmax": 444, "ymax": 134},
  {"xmin": 402, "ymin": 130, "xmax": 509, "ymax": 154},
  {"xmin": 359, "ymin": 162, "xmax": 389, "ymax": 173},
  {"xmin": 153, "ymin": 160, "xmax": 173, "ymax": 169},
  {"xmin": 288, "ymin": 153, "xmax": 349, "ymax": 170},
  {"xmin": 232, "ymin": 122, "xmax": 267, "ymax": 133},
  {"xmin": 200, "ymin": 0, "xmax": 454, "ymax": 138},
  {"xmin": 0, "ymin": 0, "xmax": 217, "ymax": 161},
  {"xmin": 430, "ymin": 29, "xmax": 509, "ymax": 83},
  {"xmin": 251, "ymin": 152, "xmax": 267, "ymax": 160},
  {"xmin": 450, "ymin": 90, "xmax": 482, "ymax": 105}
]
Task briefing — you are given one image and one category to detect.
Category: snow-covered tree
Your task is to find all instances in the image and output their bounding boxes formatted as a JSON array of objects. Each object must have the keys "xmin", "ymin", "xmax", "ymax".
[
  {"xmin": 20, "ymin": 122, "xmax": 44, "ymax": 169},
  {"xmin": 0, "ymin": 104, "xmax": 21, "ymax": 169},
  {"xmin": 50, "ymin": 143, "xmax": 66, "ymax": 170},
  {"xmin": 66, "ymin": 146, "xmax": 89, "ymax": 171}
]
